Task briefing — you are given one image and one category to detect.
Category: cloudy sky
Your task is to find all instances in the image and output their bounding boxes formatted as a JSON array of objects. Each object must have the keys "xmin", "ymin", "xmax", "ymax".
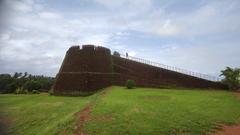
[{"xmin": 0, "ymin": 0, "xmax": 239, "ymax": 77}]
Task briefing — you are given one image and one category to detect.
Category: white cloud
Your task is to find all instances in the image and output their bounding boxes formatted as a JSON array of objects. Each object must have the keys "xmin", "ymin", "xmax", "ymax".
[
  {"xmin": 111, "ymin": 0, "xmax": 240, "ymax": 37},
  {"xmin": 80, "ymin": 34, "xmax": 111, "ymax": 46},
  {"xmin": 0, "ymin": 33, "xmax": 10, "ymax": 40},
  {"xmin": 112, "ymin": 45, "xmax": 126, "ymax": 50},
  {"xmin": 143, "ymin": 43, "xmax": 240, "ymax": 76},
  {"xmin": 116, "ymin": 31, "xmax": 129, "ymax": 36},
  {"xmin": 95, "ymin": 0, "xmax": 152, "ymax": 11},
  {"xmin": 94, "ymin": 0, "xmax": 127, "ymax": 8},
  {"xmin": 0, "ymin": 0, "xmax": 240, "ymax": 77},
  {"xmin": 39, "ymin": 12, "xmax": 62, "ymax": 19},
  {"xmin": 177, "ymin": 1, "xmax": 240, "ymax": 36},
  {"xmin": 8, "ymin": 0, "xmax": 33, "ymax": 13},
  {"xmin": 0, "ymin": 0, "xmax": 119, "ymax": 76},
  {"xmin": 154, "ymin": 19, "xmax": 180, "ymax": 36},
  {"xmin": 128, "ymin": 51, "xmax": 136, "ymax": 57}
]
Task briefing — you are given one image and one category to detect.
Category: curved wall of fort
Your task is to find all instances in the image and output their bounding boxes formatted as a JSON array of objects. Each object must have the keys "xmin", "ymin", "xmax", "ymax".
[{"xmin": 53, "ymin": 45, "xmax": 226, "ymax": 95}]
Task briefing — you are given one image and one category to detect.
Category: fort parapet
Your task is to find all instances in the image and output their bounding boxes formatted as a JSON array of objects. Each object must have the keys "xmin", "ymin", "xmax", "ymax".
[{"xmin": 53, "ymin": 45, "xmax": 227, "ymax": 95}]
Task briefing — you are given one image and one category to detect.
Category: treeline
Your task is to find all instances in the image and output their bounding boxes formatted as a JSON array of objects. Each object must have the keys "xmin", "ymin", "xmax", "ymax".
[{"xmin": 0, "ymin": 72, "xmax": 55, "ymax": 93}]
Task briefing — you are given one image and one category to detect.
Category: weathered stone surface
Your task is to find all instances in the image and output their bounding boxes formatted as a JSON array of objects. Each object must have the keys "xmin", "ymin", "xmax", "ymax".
[{"xmin": 53, "ymin": 45, "xmax": 226, "ymax": 96}]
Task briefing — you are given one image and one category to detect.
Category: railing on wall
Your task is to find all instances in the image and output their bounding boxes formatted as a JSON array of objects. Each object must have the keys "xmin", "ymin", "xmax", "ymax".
[{"xmin": 117, "ymin": 54, "xmax": 221, "ymax": 82}]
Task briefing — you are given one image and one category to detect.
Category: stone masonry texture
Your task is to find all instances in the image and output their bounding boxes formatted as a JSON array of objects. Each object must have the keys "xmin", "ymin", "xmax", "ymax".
[{"xmin": 53, "ymin": 45, "xmax": 227, "ymax": 95}]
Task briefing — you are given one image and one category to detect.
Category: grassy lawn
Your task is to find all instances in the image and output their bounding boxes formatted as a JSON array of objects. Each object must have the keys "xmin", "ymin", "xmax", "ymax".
[
  {"xmin": 0, "ymin": 87, "xmax": 240, "ymax": 135},
  {"xmin": 85, "ymin": 86, "xmax": 240, "ymax": 135},
  {"xmin": 0, "ymin": 93, "xmax": 93, "ymax": 135}
]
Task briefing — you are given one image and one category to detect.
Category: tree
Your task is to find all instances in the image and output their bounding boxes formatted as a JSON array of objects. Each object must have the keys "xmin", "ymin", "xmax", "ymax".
[
  {"xmin": 0, "ymin": 72, "xmax": 55, "ymax": 93},
  {"xmin": 22, "ymin": 72, "xmax": 28, "ymax": 78},
  {"xmin": 13, "ymin": 72, "xmax": 22, "ymax": 78},
  {"xmin": 0, "ymin": 74, "xmax": 13, "ymax": 93},
  {"xmin": 220, "ymin": 67, "xmax": 240, "ymax": 90},
  {"xmin": 23, "ymin": 80, "xmax": 41, "ymax": 91}
]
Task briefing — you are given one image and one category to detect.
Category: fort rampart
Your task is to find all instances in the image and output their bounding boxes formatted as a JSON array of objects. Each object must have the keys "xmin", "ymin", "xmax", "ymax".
[
  {"xmin": 53, "ymin": 45, "xmax": 113, "ymax": 95},
  {"xmin": 53, "ymin": 45, "xmax": 226, "ymax": 95}
]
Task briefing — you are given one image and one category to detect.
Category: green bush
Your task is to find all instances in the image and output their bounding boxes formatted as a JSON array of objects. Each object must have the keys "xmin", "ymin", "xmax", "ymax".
[
  {"xmin": 126, "ymin": 80, "xmax": 136, "ymax": 89},
  {"xmin": 32, "ymin": 90, "xmax": 40, "ymax": 94},
  {"xmin": 48, "ymin": 89, "xmax": 54, "ymax": 95},
  {"xmin": 15, "ymin": 87, "xmax": 28, "ymax": 94}
]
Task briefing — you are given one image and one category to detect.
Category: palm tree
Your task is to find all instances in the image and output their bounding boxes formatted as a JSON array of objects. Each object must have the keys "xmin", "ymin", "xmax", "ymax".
[{"xmin": 220, "ymin": 67, "xmax": 240, "ymax": 90}]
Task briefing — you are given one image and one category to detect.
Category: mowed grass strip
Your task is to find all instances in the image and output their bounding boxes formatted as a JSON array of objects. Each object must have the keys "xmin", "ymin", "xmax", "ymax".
[
  {"xmin": 0, "ymin": 93, "xmax": 93, "ymax": 135},
  {"xmin": 85, "ymin": 86, "xmax": 240, "ymax": 135}
]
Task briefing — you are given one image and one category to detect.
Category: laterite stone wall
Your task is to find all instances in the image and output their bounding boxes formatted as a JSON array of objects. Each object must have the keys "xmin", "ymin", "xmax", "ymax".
[
  {"xmin": 53, "ymin": 45, "xmax": 113, "ymax": 96},
  {"xmin": 112, "ymin": 56, "xmax": 226, "ymax": 89},
  {"xmin": 53, "ymin": 45, "xmax": 226, "ymax": 96}
]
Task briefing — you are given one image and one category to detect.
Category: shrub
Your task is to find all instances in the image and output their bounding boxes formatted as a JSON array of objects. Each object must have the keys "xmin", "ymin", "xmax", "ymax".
[
  {"xmin": 32, "ymin": 90, "xmax": 40, "ymax": 94},
  {"xmin": 126, "ymin": 80, "xmax": 136, "ymax": 89},
  {"xmin": 113, "ymin": 51, "xmax": 120, "ymax": 57},
  {"xmin": 48, "ymin": 89, "xmax": 54, "ymax": 95},
  {"xmin": 15, "ymin": 87, "xmax": 28, "ymax": 94}
]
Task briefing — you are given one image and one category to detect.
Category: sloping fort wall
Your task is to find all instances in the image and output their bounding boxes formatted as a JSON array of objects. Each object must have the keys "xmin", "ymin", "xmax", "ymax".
[
  {"xmin": 53, "ymin": 45, "xmax": 226, "ymax": 95},
  {"xmin": 112, "ymin": 56, "xmax": 226, "ymax": 89}
]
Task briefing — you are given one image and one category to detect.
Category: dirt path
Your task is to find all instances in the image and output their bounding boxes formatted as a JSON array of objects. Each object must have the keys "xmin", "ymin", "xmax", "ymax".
[
  {"xmin": 73, "ymin": 89, "xmax": 240, "ymax": 135},
  {"xmin": 73, "ymin": 87, "xmax": 111, "ymax": 135},
  {"xmin": 210, "ymin": 124, "xmax": 240, "ymax": 135},
  {"xmin": 73, "ymin": 103, "xmax": 93, "ymax": 135},
  {"xmin": 209, "ymin": 91, "xmax": 240, "ymax": 135}
]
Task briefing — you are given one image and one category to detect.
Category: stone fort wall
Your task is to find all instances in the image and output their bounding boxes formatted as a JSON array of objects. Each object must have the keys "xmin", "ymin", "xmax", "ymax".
[
  {"xmin": 112, "ymin": 56, "xmax": 226, "ymax": 89},
  {"xmin": 53, "ymin": 45, "xmax": 226, "ymax": 95},
  {"xmin": 53, "ymin": 45, "xmax": 113, "ymax": 95}
]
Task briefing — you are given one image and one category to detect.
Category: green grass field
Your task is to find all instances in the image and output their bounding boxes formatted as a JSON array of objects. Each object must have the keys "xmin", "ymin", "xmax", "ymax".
[
  {"xmin": 0, "ymin": 93, "xmax": 94, "ymax": 135},
  {"xmin": 1, "ymin": 86, "xmax": 240, "ymax": 135}
]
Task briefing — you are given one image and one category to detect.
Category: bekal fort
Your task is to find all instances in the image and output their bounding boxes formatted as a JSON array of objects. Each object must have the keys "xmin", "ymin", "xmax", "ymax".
[
  {"xmin": 53, "ymin": 45, "xmax": 227, "ymax": 96},
  {"xmin": 1, "ymin": 0, "xmax": 240, "ymax": 134}
]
